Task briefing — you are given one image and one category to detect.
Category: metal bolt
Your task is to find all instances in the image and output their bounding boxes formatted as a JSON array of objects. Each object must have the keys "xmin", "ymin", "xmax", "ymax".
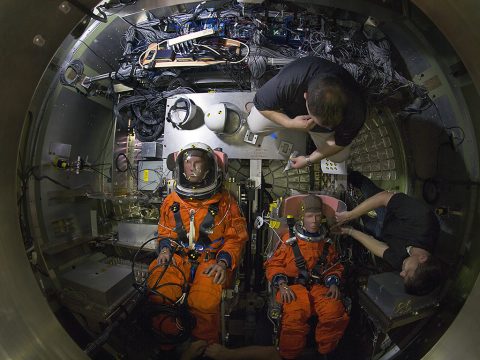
[
  {"xmin": 58, "ymin": 1, "xmax": 71, "ymax": 14},
  {"xmin": 33, "ymin": 35, "xmax": 46, "ymax": 47}
]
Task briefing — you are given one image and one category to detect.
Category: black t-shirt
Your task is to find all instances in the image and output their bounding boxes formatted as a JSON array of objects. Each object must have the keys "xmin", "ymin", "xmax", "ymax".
[
  {"xmin": 253, "ymin": 56, "xmax": 366, "ymax": 146},
  {"xmin": 382, "ymin": 193, "xmax": 440, "ymax": 270}
]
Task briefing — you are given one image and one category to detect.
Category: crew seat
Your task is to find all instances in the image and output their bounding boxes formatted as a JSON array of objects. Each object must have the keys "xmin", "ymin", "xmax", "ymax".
[{"xmin": 265, "ymin": 194, "xmax": 349, "ymax": 345}]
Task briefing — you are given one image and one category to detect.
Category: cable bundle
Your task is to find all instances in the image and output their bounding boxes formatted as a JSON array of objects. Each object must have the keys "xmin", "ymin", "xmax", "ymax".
[{"xmin": 115, "ymin": 86, "xmax": 195, "ymax": 141}]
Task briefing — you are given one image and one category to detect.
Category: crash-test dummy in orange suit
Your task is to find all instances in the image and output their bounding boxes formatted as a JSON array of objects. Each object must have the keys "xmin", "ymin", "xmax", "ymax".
[
  {"xmin": 265, "ymin": 195, "xmax": 349, "ymax": 359},
  {"xmin": 146, "ymin": 142, "xmax": 248, "ymax": 343}
]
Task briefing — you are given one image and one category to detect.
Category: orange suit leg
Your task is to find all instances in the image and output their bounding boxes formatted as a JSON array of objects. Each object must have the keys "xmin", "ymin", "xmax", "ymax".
[
  {"xmin": 146, "ymin": 255, "xmax": 189, "ymax": 343},
  {"xmin": 277, "ymin": 285, "xmax": 311, "ymax": 359},
  {"xmin": 310, "ymin": 285, "xmax": 349, "ymax": 354},
  {"xmin": 187, "ymin": 260, "xmax": 223, "ymax": 343},
  {"xmin": 147, "ymin": 254, "xmax": 187, "ymax": 304}
]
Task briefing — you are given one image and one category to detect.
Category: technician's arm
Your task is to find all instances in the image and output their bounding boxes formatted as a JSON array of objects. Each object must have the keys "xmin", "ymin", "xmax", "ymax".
[
  {"xmin": 290, "ymin": 134, "xmax": 344, "ymax": 169},
  {"xmin": 335, "ymin": 191, "xmax": 395, "ymax": 226},
  {"xmin": 308, "ymin": 134, "xmax": 344, "ymax": 162},
  {"xmin": 259, "ymin": 109, "xmax": 315, "ymax": 131},
  {"xmin": 348, "ymin": 228, "xmax": 388, "ymax": 258}
]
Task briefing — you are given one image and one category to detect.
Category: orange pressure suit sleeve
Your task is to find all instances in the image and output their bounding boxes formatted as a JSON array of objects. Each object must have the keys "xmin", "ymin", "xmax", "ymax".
[
  {"xmin": 265, "ymin": 245, "xmax": 289, "ymax": 282},
  {"xmin": 156, "ymin": 195, "xmax": 177, "ymax": 249},
  {"xmin": 265, "ymin": 232, "xmax": 291, "ymax": 285},
  {"xmin": 216, "ymin": 192, "xmax": 249, "ymax": 270}
]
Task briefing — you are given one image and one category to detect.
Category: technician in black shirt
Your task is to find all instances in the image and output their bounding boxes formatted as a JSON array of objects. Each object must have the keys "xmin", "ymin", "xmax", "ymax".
[
  {"xmin": 247, "ymin": 56, "xmax": 366, "ymax": 167},
  {"xmin": 334, "ymin": 172, "xmax": 442, "ymax": 295}
]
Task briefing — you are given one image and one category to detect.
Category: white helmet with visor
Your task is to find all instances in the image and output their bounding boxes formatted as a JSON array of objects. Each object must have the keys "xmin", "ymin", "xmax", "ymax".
[{"xmin": 174, "ymin": 142, "xmax": 224, "ymax": 199}]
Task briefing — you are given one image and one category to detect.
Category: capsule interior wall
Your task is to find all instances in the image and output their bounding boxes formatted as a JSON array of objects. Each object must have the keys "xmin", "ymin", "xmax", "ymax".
[{"xmin": 15, "ymin": 1, "xmax": 480, "ymax": 359}]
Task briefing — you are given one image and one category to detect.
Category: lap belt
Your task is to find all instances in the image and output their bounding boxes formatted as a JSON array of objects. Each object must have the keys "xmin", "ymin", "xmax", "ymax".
[
  {"xmin": 173, "ymin": 249, "xmax": 217, "ymax": 283},
  {"xmin": 286, "ymin": 276, "xmax": 325, "ymax": 287},
  {"xmin": 174, "ymin": 248, "xmax": 218, "ymax": 262}
]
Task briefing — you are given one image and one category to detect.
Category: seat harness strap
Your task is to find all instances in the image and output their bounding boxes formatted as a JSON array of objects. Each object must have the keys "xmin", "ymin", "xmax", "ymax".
[{"xmin": 287, "ymin": 216, "xmax": 309, "ymax": 284}]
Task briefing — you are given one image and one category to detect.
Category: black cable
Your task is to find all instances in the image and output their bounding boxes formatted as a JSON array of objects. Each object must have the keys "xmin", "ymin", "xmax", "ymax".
[
  {"xmin": 133, "ymin": 122, "xmax": 164, "ymax": 143},
  {"xmin": 88, "ymin": 166, "xmax": 112, "ymax": 181},
  {"xmin": 120, "ymin": 16, "xmax": 161, "ymax": 39},
  {"xmin": 139, "ymin": 301, "xmax": 196, "ymax": 344},
  {"xmin": 150, "ymin": 261, "xmax": 188, "ymax": 294},
  {"xmin": 131, "ymin": 236, "xmax": 158, "ymax": 289},
  {"xmin": 115, "ymin": 152, "xmax": 137, "ymax": 180},
  {"xmin": 131, "ymin": 237, "xmax": 195, "ymax": 343},
  {"xmin": 147, "ymin": 284, "xmax": 180, "ymax": 304},
  {"xmin": 30, "ymin": 168, "xmax": 71, "ymax": 190},
  {"xmin": 131, "ymin": 235, "xmax": 189, "ymax": 300},
  {"xmin": 115, "ymin": 153, "xmax": 130, "ymax": 172},
  {"xmin": 89, "ymin": 162, "xmax": 111, "ymax": 167}
]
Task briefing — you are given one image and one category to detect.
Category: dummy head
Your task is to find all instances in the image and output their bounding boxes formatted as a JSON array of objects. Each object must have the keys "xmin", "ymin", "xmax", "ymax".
[
  {"xmin": 182, "ymin": 149, "xmax": 210, "ymax": 183},
  {"xmin": 174, "ymin": 142, "xmax": 223, "ymax": 199},
  {"xmin": 302, "ymin": 195, "xmax": 324, "ymax": 233}
]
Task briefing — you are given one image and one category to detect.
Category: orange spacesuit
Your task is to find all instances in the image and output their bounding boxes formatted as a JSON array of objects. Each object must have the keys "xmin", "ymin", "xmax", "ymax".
[
  {"xmin": 265, "ymin": 195, "xmax": 349, "ymax": 359},
  {"xmin": 146, "ymin": 143, "xmax": 248, "ymax": 343}
]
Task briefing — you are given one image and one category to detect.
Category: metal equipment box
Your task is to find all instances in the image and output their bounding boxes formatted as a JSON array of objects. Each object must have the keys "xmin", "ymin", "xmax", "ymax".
[
  {"xmin": 142, "ymin": 142, "xmax": 163, "ymax": 158},
  {"xmin": 60, "ymin": 261, "xmax": 133, "ymax": 307},
  {"xmin": 359, "ymin": 272, "xmax": 440, "ymax": 331},
  {"xmin": 117, "ymin": 221, "xmax": 157, "ymax": 250},
  {"xmin": 137, "ymin": 160, "xmax": 163, "ymax": 191}
]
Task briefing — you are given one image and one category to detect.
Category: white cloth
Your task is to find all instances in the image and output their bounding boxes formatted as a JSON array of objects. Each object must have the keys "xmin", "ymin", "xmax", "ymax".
[{"xmin": 246, "ymin": 105, "xmax": 284, "ymax": 134}]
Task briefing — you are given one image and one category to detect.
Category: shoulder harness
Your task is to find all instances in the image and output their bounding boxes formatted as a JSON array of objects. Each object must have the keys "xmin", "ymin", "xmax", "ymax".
[
  {"xmin": 170, "ymin": 201, "xmax": 220, "ymax": 249},
  {"xmin": 286, "ymin": 216, "xmax": 333, "ymax": 287}
]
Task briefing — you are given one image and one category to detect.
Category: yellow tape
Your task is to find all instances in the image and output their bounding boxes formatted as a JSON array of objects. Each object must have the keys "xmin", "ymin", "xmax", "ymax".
[
  {"xmin": 270, "ymin": 220, "xmax": 281, "ymax": 229},
  {"xmin": 143, "ymin": 170, "xmax": 149, "ymax": 182}
]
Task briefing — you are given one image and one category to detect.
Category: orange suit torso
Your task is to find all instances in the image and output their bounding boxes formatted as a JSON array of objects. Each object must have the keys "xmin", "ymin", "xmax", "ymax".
[
  {"xmin": 265, "ymin": 232, "xmax": 349, "ymax": 358},
  {"xmin": 147, "ymin": 189, "xmax": 248, "ymax": 343}
]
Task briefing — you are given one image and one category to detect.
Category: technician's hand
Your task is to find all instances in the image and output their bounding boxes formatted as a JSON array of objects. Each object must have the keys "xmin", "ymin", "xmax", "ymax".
[
  {"xmin": 180, "ymin": 340, "xmax": 207, "ymax": 360},
  {"xmin": 157, "ymin": 247, "xmax": 173, "ymax": 266},
  {"xmin": 334, "ymin": 210, "xmax": 354, "ymax": 227},
  {"xmin": 290, "ymin": 155, "xmax": 308, "ymax": 169},
  {"xmin": 204, "ymin": 343, "xmax": 234, "ymax": 360},
  {"xmin": 204, "ymin": 261, "xmax": 227, "ymax": 284},
  {"xmin": 326, "ymin": 284, "xmax": 340, "ymax": 299},
  {"xmin": 331, "ymin": 226, "xmax": 354, "ymax": 237},
  {"xmin": 288, "ymin": 115, "xmax": 315, "ymax": 131},
  {"xmin": 278, "ymin": 281, "xmax": 296, "ymax": 303}
]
